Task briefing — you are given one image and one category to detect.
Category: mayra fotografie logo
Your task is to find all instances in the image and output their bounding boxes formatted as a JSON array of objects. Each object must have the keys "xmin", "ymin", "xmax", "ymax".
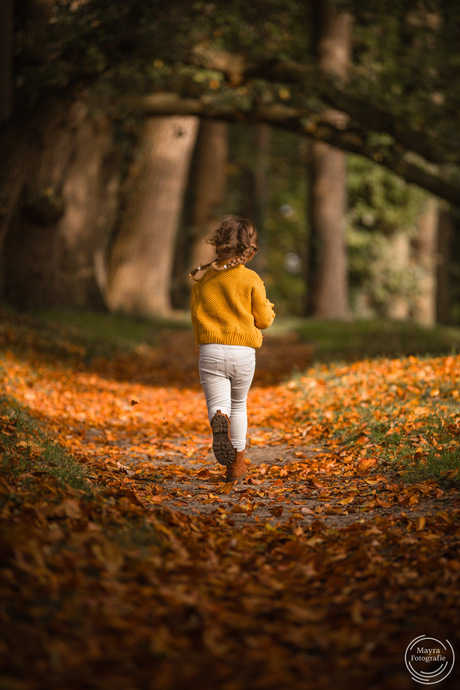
[{"xmin": 405, "ymin": 635, "xmax": 455, "ymax": 685}]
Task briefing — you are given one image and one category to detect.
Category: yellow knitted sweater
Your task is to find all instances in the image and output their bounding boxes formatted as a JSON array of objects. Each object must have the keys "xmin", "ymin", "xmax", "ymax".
[{"xmin": 191, "ymin": 265, "xmax": 275, "ymax": 349}]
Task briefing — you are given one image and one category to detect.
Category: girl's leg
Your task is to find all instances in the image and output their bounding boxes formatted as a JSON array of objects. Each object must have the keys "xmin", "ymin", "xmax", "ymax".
[
  {"xmin": 199, "ymin": 344, "xmax": 234, "ymax": 465},
  {"xmin": 228, "ymin": 348, "xmax": 256, "ymax": 451},
  {"xmin": 199, "ymin": 344, "xmax": 255, "ymax": 455},
  {"xmin": 199, "ymin": 344, "xmax": 231, "ymax": 420}
]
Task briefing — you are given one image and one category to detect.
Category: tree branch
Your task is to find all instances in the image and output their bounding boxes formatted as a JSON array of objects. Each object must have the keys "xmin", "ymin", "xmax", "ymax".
[
  {"xmin": 191, "ymin": 49, "xmax": 460, "ymax": 167},
  {"xmin": 120, "ymin": 92, "xmax": 460, "ymax": 205}
]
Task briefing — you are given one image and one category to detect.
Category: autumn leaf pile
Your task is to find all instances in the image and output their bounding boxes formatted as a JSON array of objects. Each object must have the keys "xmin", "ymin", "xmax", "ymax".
[{"xmin": 0, "ymin": 314, "xmax": 459, "ymax": 690}]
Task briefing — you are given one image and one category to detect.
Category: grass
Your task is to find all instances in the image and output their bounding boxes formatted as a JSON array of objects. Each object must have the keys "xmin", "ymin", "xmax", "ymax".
[
  {"xmin": 408, "ymin": 444, "xmax": 460, "ymax": 485},
  {"xmin": 0, "ymin": 396, "xmax": 90, "ymax": 492},
  {"xmin": 291, "ymin": 318, "xmax": 460, "ymax": 361},
  {"xmin": 35, "ymin": 308, "xmax": 192, "ymax": 358},
  {"xmin": 16, "ymin": 309, "xmax": 460, "ymax": 364},
  {"xmin": 0, "ymin": 307, "xmax": 192, "ymax": 361},
  {"xmin": 316, "ymin": 395, "xmax": 460, "ymax": 487},
  {"xmin": 368, "ymin": 412, "xmax": 459, "ymax": 486}
]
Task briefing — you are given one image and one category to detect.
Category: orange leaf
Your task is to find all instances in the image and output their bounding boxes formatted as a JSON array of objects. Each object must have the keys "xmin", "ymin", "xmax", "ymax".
[
  {"xmin": 217, "ymin": 481, "xmax": 236, "ymax": 494},
  {"xmin": 338, "ymin": 495, "xmax": 356, "ymax": 505},
  {"xmin": 248, "ymin": 477, "xmax": 265, "ymax": 486},
  {"xmin": 357, "ymin": 457, "xmax": 378, "ymax": 473},
  {"xmin": 416, "ymin": 516, "xmax": 426, "ymax": 531}
]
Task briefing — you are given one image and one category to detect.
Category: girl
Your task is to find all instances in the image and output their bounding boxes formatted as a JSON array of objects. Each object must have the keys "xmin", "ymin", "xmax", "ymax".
[{"xmin": 190, "ymin": 214, "xmax": 275, "ymax": 483}]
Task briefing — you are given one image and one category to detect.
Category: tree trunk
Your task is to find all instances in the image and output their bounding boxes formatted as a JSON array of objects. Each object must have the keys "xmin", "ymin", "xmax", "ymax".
[
  {"xmin": 230, "ymin": 124, "xmax": 271, "ymax": 276},
  {"xmin": 189, "ymin": 120, "xmax": 229, "ymax": 271},
  {"xmin": 0, "ymin": 2, "xmax": 113, "ymax": 309},
  {"xmin": 3, "ymin": 99, "xmax": 119, "ymax": 309},
  {"xmin": 436, "ymin": 209, "xmax": 454, "ymax": 324},
  {"xmin": 239, "ymin": 124, "xmax": 271, "ymax": 229},
  {"xmin": 385, "ymin": 232, "xmax": 411, "ymax": 320},
  {"xmin": 308, "ymin": 141, "xmax": 349, "ymax": 317},
  {"xmin": 250, "ymin": 123, "xmax": 271, "ymax": 275},
  {"xmin": 0, "ymin": 0, "xmax": 13, "ymax": 124},
  {"xmin": 172, "ymin": 120, "xmax": 228, "ymax": 308},
  {"xmin": 0, "ymin": 0, "xmax": 58, "ymax": 256},
  {"xmin": 106, "ymin": 116, "xmax": 199, "ymax": 316},
  {"xmin": 307, "ymin": 0, "xmax": 351, "ymax": 318},
  {"xmin": 0, "ymin": 95, "xmax": 68, "ymax": 298},
  {"xmin": 411, "ymin": 197, "xmax": 438, "ymax": 326}
]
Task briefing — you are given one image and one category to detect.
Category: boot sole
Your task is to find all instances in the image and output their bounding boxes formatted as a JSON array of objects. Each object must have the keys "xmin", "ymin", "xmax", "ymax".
[{"xmin": 210, "ymin": 413, "xmax": 235, "ymax": 466}]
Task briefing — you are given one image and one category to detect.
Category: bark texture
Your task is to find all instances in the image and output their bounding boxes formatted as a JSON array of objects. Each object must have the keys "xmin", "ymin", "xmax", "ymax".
[
  {"xmin": 435, "ymin": 209, "xmax": 454, "ymax": 324},
  {"xmin": 106, "ymin": 116, "xmax": 199, "ymax": 316},
  {"xmin": 411, "ymin": 198, "xmax": 438, "ymax": 326},
  {"xmin": 0, "ymin": 0, "xmax": 13, "ymax": 124},
  {"xmin": 189, "ymin": 121, "xmax": 228, "ymax": 272},
  {"xmin": 121, "ymin": 91, "xmax": 460, "ymax": 207},
  {"xmin": 3, "ymin": 99, "xmax": 118, "ymax": 309},
  {"xmin": 307, "ymin": 0, "xmax": 351, "ymax": 318},
  {"xmin": 385, "ymin": 233, "xmax": 411, "ymax": 321}
]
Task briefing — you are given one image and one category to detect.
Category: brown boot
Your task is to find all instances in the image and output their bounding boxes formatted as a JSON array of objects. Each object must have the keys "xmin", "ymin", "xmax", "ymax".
[
  {"xmin": 210, "ymin": 410, "xmax": 235, "ymax": 466},
  {"xmin": 225, "ymin": 450, "xmax": 247, "ymax": 483}
]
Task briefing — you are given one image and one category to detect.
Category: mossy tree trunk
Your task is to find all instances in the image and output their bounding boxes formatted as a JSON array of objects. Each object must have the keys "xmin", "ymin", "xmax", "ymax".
[{"xmin": 2, "ymin": 99, "xmax": 119, "ymax": 309}]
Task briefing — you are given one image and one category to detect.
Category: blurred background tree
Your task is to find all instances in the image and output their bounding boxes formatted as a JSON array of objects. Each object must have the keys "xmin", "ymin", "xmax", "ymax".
[{"xmin": 0, "ymin": 0, "xmax": 459, "ymax": 323}]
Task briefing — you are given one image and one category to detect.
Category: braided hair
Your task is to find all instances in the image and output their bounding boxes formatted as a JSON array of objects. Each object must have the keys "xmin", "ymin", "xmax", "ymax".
[{"xmin": 189, "ymin": 215, "xmax": 258, "ymax": 281}]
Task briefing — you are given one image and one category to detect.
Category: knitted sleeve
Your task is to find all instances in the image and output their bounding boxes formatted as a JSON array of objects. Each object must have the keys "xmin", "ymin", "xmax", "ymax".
[{"xmin": 251, "ymin": 277, "xmax": 275, "ymax": 330}]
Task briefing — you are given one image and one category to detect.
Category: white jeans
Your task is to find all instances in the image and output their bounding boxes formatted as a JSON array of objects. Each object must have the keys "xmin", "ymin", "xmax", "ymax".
[{"xmin": 199, "ymin": 344, "xmax": 256, "ymax": 451}]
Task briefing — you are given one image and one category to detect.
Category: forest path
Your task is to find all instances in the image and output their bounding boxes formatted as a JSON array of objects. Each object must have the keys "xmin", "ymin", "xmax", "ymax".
[
  {"xmin": 72, "ymin": 329, "xmax": 457, "ymax": 529},
  {"xmin": 3, "ymin": 323, "xmax": 457, "ymax": 528},
  {"xmin": 1, "ymin": 316, "xmax": 460, "ymax": 690},
  {"xmin": 102, "ymin": 434, "xmax": 458, "ymax": 529}
]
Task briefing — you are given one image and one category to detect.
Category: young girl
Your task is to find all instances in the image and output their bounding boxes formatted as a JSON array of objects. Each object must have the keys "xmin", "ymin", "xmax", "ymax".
[{"xmin": 190, "ymin": 214, "xmax": 275, "ymax": 483}]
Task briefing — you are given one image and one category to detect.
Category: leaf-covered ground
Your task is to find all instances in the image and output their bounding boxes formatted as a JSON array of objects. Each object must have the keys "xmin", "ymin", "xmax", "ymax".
[{"xmin": 1, "ymin": 314, "xmax": 459, "ymax": 690}]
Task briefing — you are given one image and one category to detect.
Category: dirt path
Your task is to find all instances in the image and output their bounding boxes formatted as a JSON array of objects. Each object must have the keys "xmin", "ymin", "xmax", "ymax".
[
  {"xmin": 121, "ymin": 435, "xmax": 459, "ymax": 528},
  {"xmin": 3, "ymin": 319, "xmax": 456, "ymax": 530}
]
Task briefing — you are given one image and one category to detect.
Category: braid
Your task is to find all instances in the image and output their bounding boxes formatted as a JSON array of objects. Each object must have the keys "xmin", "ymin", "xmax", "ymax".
[
  {"xmin": 211, "ymin": 245, "xmax": 255, "ymax": 272},
  {"xmin": 189, "ymin": 214, "xmax": 259, "ymax": 281},
  {"xmin": 189, "ymin": 261, "xmax": 213, "ymax": 281}
]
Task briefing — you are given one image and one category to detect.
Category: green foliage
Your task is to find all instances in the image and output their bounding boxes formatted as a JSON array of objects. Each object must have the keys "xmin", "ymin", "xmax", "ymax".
[
  {"xmin": 190, "ymin": 0, "xmax": 311, "ymax": 59},
  {"xmin": 347, "ymin": 155, "xmax": 426, "ymax": 235},
  {"xmin": 15, "ymin": 0, "xmax": 311, "ymax": 104},
  {"xmin": 12, "ymin": 0, "xmax": 460, "ymax": 151},
  {"xmin": 263, "ymin": 131, "xmax": 309, "ymax": 316},
  {"xmin": 347, "ymin": 229, "xmax": 418, "ymax": 316},
  {"xmin": 346, "ymin": 155, "xmax": 427, "ymax": 315}
]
